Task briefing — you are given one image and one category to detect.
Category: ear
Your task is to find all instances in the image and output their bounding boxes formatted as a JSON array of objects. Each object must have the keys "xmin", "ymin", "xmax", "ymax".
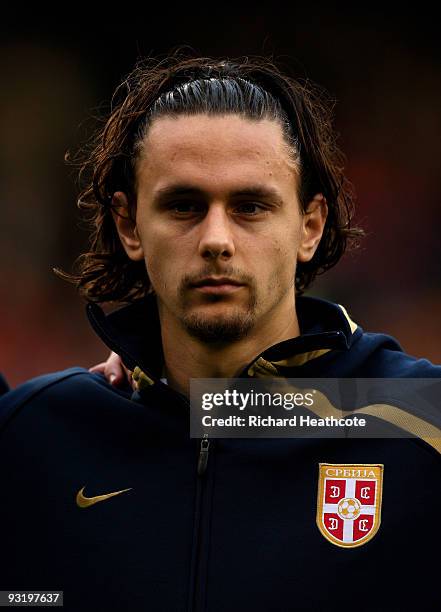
[
  {"xmin": 111, "ymin": 191, "xmax": 144, "ymax": 261},
  {"xmin": 297, "ymin": 194, "xmax": 328, "ymax": 263}
]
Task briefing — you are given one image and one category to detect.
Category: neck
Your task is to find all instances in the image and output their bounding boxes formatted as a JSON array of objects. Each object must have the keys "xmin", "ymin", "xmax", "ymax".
[{"xmin": 159, "ymin": 296, "xmax": 300, "ymax": 396}]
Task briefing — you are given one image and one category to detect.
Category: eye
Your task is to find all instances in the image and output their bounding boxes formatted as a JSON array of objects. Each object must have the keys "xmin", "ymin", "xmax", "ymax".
[
  {"xmin": 170, "ymin": 201, "xmax": 204, "ymax": 214},
  {"xmin": 234, "ymin": 202, "xmax": 267, "ymax": 215}
]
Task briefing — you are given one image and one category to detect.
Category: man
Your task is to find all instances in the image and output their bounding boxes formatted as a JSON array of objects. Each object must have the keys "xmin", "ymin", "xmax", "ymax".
[{"xmin": 1, "ymin": 55, "xmax": 440, "ymax": 611}]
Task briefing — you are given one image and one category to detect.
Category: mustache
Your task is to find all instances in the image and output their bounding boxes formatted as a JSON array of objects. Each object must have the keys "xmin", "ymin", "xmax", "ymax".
[{"xmin": 180, "ymin": 265, "xmax": 255, "ymax": 288}]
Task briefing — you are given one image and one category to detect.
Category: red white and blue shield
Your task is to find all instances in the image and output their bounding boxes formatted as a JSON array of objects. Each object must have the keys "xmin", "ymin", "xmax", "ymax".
[{"xmin": 316, "ymin": 463, "xmax": 383, "ymax": 548}]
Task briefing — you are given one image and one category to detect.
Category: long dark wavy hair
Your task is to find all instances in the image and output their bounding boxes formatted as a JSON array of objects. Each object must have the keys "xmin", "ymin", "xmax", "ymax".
[{"xmin": 60, "ymin": 52, "xmax": 363, "ymax": 303}]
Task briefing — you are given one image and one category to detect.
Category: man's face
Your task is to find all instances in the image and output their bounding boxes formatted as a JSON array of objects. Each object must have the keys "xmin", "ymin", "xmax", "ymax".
[{"xmin": 122, "ymin": 114, "xmax": 320, "ymax": 343}]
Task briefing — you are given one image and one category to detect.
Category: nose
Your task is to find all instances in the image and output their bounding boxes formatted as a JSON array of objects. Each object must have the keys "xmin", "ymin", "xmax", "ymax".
[{"xmin": 198, "ymin": 204, "xmax": 235, "ymax": 261}]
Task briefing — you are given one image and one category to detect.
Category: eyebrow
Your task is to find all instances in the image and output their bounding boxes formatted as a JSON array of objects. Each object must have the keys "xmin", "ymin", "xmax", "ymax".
[{"xmin": 153, "ymin": 184, "xmax": 284, "ymax": 206}]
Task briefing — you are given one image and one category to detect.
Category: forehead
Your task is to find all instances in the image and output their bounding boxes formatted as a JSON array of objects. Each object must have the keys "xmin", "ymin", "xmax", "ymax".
[{"xmin": 136, "ymin": 114, "xmax": 298, "ymax": 190}]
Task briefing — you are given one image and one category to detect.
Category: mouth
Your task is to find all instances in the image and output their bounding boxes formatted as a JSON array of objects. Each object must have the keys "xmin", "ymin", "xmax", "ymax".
[{"xmin": 190, "ymin": 277, "xmax": 245, "ymax": 294}]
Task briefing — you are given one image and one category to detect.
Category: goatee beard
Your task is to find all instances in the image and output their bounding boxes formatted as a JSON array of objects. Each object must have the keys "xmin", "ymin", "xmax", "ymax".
[
  {"xmin": 178, "ymin": 266, "xmax": 258, "ymax": 343},
  {"xmin": 182, "ymin": 309, "xmax": 256, "ymax": 343}
]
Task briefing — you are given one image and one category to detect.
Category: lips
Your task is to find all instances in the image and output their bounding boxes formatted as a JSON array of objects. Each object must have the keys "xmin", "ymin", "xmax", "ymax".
[
  {"xmin": 189, "ymin": 277, "xmax": 245, "ymax": 295},
  {"xmin": 191, "ymin": 277, "xmax": 244, "ymax": 288}
]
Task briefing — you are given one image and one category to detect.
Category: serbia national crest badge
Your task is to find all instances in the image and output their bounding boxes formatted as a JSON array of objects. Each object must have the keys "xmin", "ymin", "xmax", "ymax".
[{"xmin": 316, "ymin": 463, "xmax": 383, "ymax": 548}]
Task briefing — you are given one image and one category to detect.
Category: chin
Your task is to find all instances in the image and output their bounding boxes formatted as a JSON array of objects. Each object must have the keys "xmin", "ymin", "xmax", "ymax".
[{"xmin": 181, "ymin": 310, "xmax": 256, "ymax": 343}]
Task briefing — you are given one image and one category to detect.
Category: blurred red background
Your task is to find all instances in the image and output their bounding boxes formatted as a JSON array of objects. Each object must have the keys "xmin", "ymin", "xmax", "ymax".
[{"xmin": 1, "ymin": 9, "xmax": 440, "ymax": 387}]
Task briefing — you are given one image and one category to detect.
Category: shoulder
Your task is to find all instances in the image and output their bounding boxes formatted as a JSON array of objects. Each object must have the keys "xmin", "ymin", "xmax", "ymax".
[
  {"xmin": 351, "ymin": 331, "xmax": 441, "ymax": 377},
  {"xmin": 0, "ymin": 368, "xmax": 131, "ymax": 432}
]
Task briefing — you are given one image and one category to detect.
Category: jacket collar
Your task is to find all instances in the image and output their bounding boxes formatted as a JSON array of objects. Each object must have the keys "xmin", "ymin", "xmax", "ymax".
[{"xmin": 87, "ymin": 294, "xmax": 360, "ymax": 384}]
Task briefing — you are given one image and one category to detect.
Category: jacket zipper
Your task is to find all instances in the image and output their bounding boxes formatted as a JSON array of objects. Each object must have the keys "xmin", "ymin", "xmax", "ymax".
[
  {"xmin": 197, "ymin": 434, "xmax": 210, "ymax": 476},
  {"xmin": 188, "ymin": 433, "xmax": 213, "ymax": 612}
]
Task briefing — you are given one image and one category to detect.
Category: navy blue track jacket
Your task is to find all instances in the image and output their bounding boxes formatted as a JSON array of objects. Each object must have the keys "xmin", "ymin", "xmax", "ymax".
[{"xmin": 1, "ymin": 295, "xmax": 440, "ymax": 611}]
